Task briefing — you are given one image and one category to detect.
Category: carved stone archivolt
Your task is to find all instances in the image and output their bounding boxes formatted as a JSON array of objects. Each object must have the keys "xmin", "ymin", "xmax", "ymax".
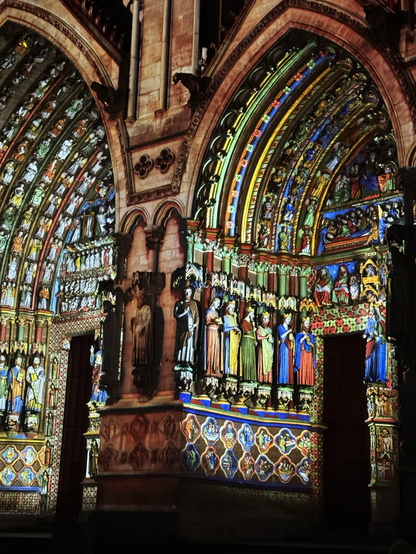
[{"xmin": 164, "ymin": 0, "xmax": 415, "ymax": 202}]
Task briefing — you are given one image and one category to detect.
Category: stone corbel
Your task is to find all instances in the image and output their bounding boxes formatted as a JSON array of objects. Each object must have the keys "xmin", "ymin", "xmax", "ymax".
[
  {"xmin": 114, "ymin": 232, "xmax": 133, "ymax": 281},
  {"xmin": 144, "ymin": 224, "xmax": 165, "ymax": 273}
]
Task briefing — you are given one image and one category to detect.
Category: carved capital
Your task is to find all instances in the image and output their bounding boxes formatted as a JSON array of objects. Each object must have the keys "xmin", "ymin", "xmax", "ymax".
[
  {"xmin": 254, "ymin": 262, "xmax": 268, "ymax": 273},
  {"xmin": 276, "ymin": 264, "xmax": 291, "ymax": 275},
  {"xmin": 114, "ymin": 232, "xmax": 133, "ymax": 280},
  {"xmin": 298, "ymin": 266, "xmax": 313, "ymax": 278},
  {"xmin": 144, "ymin": 225, "xmax": 165, "ymax": 250},
  {"xmin": 114, "ymin": 232, "xmax": 133, "ymax": 257},
  {"xmin": 204, "ymin": 238, "xmax": 219, "ymax": 252}
]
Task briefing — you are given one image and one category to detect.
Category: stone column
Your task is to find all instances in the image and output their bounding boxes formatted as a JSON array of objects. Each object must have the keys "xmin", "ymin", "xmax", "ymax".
[
  {"xmin": 180, "ymin": 218, "xmax": 199, "ymax": 264},
  {"xmin": 221, "ymin": 249, "xmax": 232, "ymax": 275},
  {"xmin": 256, "ymin": 262, "xmax": 266, "ymax": 288},
  {"xmin": 238, "ymin": 254, "xmax": 252, "ymax": 319},
  {"xmin": 268, "ymin": 263, "xmax": 277, "ymax": 293},
  {"xmin": 9, "ymin": 317, "xmax": 15, "ymax": 344},
  {"xmin": 289, "ymin": 267, "xmax": 298, "ymax": 297},
  {"xmin": 298, "ymin": 266, "xmax": 312, "ymax": 300},
  {"xmin": 276, "ymin": 264, "xmax": 289, "ymax": 297},
  {"xmin": 202, "ymin": 239, "xmax": 216, "ymax": 311},
  {"xmin": 144, "ymin": 224, "xmax": 166, "ymax": 273},
  {"xmin": 0, "ymin": 316, "xmax": 7, "ymax": 342},
  {"xmin": 16, "ymin": 317, "xmax": 25, "ymax": 342},
  {"xmin": 35, "ymin": 317, "xmax": 44, "ymax": 344},
  {"xmin": 391, "ymin": 167, "xmax": 416, "ymax": 537},
  {"xmin": 114, "ymin": 232, "xmax": 134, "ymax": 281},
  {"xmin": 299, "ymin": 266, "xmax": 312, "ymax": 317},
  {"xmin": 106, "ymin": 234, "xmax": 134, "ymax": 402}
]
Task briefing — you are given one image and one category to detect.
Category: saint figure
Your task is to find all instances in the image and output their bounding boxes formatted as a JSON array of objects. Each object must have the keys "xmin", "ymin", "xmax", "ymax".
[
  {"xmin": 26, "ymin": 356, "xmax": 45, "ymax": 413},
  {"xmin": 222, "ymin": 301, "xmax": 241, "ymax": 376},
  {"xmin": 240, "ymin": 307, "xmax": 257, "ymax": 382},
  {"xmin": 363, "ymin": 306, "xmax": 386, "ymax": 383},
  {"xmin": 204, "ymin": 297, "xmax": 222, "ymax": 378},
  {"xmin": 0, "ymin": 355, "xmax": 8, "ymax": 412},
  {"xmin": 173, "ymin": 287, "xmax": 200, "ymax": 365},
  {"xmin": 8, "ymin": 356, "xmax": 25, "ymax": 414},
  {"xmin": 131, "ymin": 292, "xmax": 152, "ymax": 367},
  {"xmin": 277, "ymin": 313, "xmax": 294, "ymax": 384},
  {"xmin": 312, "ymin": 267, "xmax": 333, "ymax": 306},
  {"xmin": 256, "ymin": 312, "xmax": 274, "ymax": 383},
  {"xmin": 294, "ymin": 317, "xmax": 315, "ymax": 386},
  {"xmin": 332, "ymin": 264, "xmax": 350, "ymax": 304}
]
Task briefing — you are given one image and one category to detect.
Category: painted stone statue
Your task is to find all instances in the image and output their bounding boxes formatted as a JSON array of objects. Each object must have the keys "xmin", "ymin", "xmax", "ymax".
[
  {"xmin": 204, "ymin": 297, "xmax": 222, "ymax": 377},
  {"xmin": 332, "ymin": 264, "xmax": 350, "ymax": 304},
  {"xmin": 277, "ymin": 313, "xmax": 294, "ymax": 384},
  {"xmin": 256, "ymin": 311, "xmax": 274, "ymax": 383},
  {"xmin": 240, "ymin": 307, "xmax": 257, "ymax": 382},
  {"xmin": 7, "ymin": 356, "xmax": 25, "ymax": 414},
  {"xmin": 312, "ymin": 267, "xmax": 333, "ymax": 306},
  {"xmin": 25, "ymin": 356, "xmax": 46, "ymax": 413},
  {"xmin": 0, "ymin": 354, "xmax": 9, "ymax": 413},
  {"xmin": 173, "ymin": 286, "xmax": 200, "ymax": 366},
  {"xmin": 363, "ymin": 305, "xmax": 386, "ymax": 383},
  {"xmin": 131, "ymin": 292, "xmax": 152, "ymax": 367},
  {"xmin": 222, "ymin": 301, "xmax": 241, "ymax": 376},
  {"xmin": 90, "ymin": 349, "xmax": 107, "ymax": 403},
  {"xmin": 294, "ymin": 317, "xmax": 315, "ymax": 386}
]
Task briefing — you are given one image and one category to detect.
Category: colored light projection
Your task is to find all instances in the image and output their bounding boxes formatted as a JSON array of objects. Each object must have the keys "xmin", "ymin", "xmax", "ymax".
[
  {"xmin": 0, "ymin": 22, "xmax": 115, "ymax": 317},
  {"xmin": 174, "ymin": 257, "xmax": 397, "ymax": 491},
  {"xmin": 224, "ymin": 49, "xmax": 331, "ymax": 235},
  {"xmin": 177, "ymin": 28, "xmax": 402, "ymax": 507},
  {"xmin": 181, "ymin": 412, "xmax": 314, "ymax": 487},
  {"xmin": 0, "ymin": 443, "xmax": 43, "ymax": 490},
  {"xmin": 195, "ymin": 31, "xmax": 398, "ymax": 259},
  {"xmin": 0, "ymin": 22, "xmax": 116, "ymax": 509}
]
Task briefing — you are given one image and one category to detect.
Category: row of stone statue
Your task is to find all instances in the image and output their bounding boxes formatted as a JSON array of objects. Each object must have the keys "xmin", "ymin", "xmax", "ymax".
[
  {"xmin": 0, "ymin": 354, "xmax": 46, "ymax": 431},
  {"xmin": 173, "ymin": 288, "xmax": 315, "ymax": 386}
]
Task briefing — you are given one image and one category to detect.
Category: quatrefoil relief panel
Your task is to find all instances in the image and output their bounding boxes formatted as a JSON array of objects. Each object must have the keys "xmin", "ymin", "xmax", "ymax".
[
  {"xmin": 134, "ymin": 154, "xmax": 154, "ymax": 179},
  {"xmin": 155, "ymin": 148, "xmax": 175, "ymax": 173}
]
